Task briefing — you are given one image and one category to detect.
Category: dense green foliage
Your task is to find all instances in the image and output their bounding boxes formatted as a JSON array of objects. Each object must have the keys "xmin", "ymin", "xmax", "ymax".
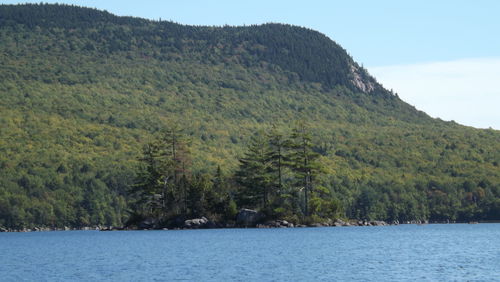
[
  {"xmin": 129, "ymin": 126, "xmax": 237, "ymax": 224},
  {"xmin": 132, "ymin": 124, "xmax": 340, "ymax": 226},
  {"xmin": 0, "ymin": 4, "xmax": 499, "ymax": 228}
]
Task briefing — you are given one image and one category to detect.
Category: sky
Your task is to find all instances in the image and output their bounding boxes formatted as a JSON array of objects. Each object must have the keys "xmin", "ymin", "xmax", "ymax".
[{"xmin": 2, "ymin": 0, "xmax": 499, "ymax": 129}]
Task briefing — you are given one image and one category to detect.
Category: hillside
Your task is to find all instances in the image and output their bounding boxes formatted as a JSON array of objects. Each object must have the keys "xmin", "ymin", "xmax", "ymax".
[{"xmin": 0, "ymin": 4, "xmax": 499, "ymax": 229}]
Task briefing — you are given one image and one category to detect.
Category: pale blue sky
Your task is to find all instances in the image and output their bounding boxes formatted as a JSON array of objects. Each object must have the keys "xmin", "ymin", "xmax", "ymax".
[{"xmin": 2, "ymin": 0, "xmax": 499, "ymax": 128}]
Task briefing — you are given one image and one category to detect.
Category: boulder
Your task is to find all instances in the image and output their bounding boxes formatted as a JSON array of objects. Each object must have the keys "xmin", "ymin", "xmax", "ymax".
[
  {"xmin": 332, "ymin": 219, "xmax": 348, "ymax": 227},
  {"xmin": 204, "ymin": 220, "xmax": 218, "ymax": 229},
  {"xmin": 262, "ymin": 220, "xmax": 278, "ymax": 228},
  {"xmin": 278, "ymin": 220, "xmax": 294, "ymax": 228},
  {"xmin": 0, "ymin": 226, "xmax": 7, "ymax": 232},
  {"xmin": 321, "ymin": 219, "xmax": 332, "ymax": 227},
  {"xmin": 236, "ymin": 209, "xmax": 264, "ymax": 227},
  {"xmin": 370, "ymin": 220, "xmax": 387, "ymax": 226},
  {"xmin": 138, "ymin": 217, "xmax": 159, "ymax": 229},
  {"xmin": 255, "ymin": 219, "xmax": 294, "ymax": 228},
  {"xmin": 182, "ymin": 217, "xmax": 219, "ymax": 229},
  {"xmin": 334, "ymin": 219, "xmax": 346, "ymax": 226},
  {"xmin": 184, "ymin": 217, "xmax": 209, "ymax": 229}
]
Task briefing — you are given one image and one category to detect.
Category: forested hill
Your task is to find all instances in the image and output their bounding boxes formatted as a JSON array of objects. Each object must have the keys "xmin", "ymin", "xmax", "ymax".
[
  {"xmin": 1, "ymin": 4, "xmax": 379, "ymax": 93},
  {"xmin": 0, "ymin": 4, "xmax": 499, "ymax": 229}
]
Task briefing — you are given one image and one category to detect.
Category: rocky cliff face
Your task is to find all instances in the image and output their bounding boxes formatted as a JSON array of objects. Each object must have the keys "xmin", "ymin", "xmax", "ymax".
[{"xmin": 350, "ymin": 64, "xmax": 376, "ymax": 93}]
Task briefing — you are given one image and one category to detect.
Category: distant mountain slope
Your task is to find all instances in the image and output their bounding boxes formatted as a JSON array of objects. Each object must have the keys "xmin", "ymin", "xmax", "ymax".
[
  {"xmin": 0, "ymin": 4, "xmax": 498, "ymax": 229},
  {"xmin": 0, "ymin": 4, "xmax": 384, "ymax": 93}
]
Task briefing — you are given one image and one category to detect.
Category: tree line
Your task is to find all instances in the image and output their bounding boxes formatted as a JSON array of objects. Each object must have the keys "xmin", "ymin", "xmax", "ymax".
[
  {"xmin": 129, "ymin": 122, "xmax": 343, "ymax": 226},
  {"xmin": 129, "ymin": 122, "xmax": 500, "ymax": 227}
]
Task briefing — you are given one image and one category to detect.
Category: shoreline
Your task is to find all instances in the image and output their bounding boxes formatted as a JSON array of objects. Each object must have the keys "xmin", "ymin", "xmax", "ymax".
[{"xmin": 2, "ymin": 220, "xmax": 498, "ymax": 233}]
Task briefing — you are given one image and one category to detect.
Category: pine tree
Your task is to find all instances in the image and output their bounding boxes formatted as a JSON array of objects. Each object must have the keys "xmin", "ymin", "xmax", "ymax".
[
  {"xmin": 287, "ymin": 121, "xmax": 321, "ymax": 216},
  {"xmin": 131, "ymin": 124, "xmax": 191, "ymax": 218},
  {"xmin": 187, "ymin": 174, "xmax": 209, "ymax": 218},
  {"xmin": 160, "ymin": 124, "xmax": 191, "ymax": 185},
  {"xmin": 235, "ymin": 133, "xmax": 272, "ymax": 209},
  {"xmin": 131, "ymin": 138, "xmax": 174, "ymax": 217},
  {"xmin": 160, "ymin": 124, "xmax": 191, "ymax": 214},
  {"xmin": 266, "ymin": 125, "xmax": 287, "ymax": 195},
  {"xmin": 212, "ymin": 165, "xmax": 225, "ymax": 194}
]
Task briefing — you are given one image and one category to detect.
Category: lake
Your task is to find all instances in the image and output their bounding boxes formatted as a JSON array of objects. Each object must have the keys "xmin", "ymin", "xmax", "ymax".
[{"xmin": 0, "ymin": 224, "xmax": 499, "ymax": 281}]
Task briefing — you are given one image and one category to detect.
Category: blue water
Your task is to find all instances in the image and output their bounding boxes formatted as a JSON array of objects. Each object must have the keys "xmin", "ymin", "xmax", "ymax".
[{"xmin": 1, "ymin": 224, "xmax": 499, "ymax": 281}]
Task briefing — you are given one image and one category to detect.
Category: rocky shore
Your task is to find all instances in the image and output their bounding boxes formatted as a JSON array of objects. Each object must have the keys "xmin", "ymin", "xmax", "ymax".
[
  {"xmin": 0, "ymin": 209, "xmax": 470, "ymax": 232},
  {"xmin": 0, "ymin": 226, "xmax": 107, "ymax": 232},
  {"xmin": 119, "ymin": 208, "xmax": 402, "ymax": 231}
]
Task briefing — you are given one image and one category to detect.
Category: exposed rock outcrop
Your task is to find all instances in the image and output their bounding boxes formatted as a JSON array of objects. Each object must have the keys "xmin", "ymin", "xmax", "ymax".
[
  {"xmin": 184, "ymin": 217, "xmax": 208, "ymax": 228},
  {"xmin": 257, "ymin": 220, "xmax": 294, "ymax": 228},
  {"xmin": 350, "ymin": 64, "xmax": 375, "ymax": 93},
  {"xmin": 236, "ymin": 209, "xmax": 264, "ymax": 227},
  {"xmin": 370, "ymin": 220, "xmax": 388, "ymax": 226},
  {"xmin": 183, "ymin": 217, "xmax": 218, "ymax": 229},
  {"xmin": 333, "ymin": 219, "xmax": 349, "ymax": 227}
]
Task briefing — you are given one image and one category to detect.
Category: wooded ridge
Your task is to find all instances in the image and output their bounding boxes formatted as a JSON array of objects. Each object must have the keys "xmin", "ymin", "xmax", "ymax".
[{"xmin": 0, "ymin": 4, "xmax": 498, "ymax": 229}]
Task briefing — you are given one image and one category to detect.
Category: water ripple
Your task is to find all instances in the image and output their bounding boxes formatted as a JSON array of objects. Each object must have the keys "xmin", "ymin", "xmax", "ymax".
[{"xmin": 0, "ymin": 224, "xmax": 499, "ymax": 281}]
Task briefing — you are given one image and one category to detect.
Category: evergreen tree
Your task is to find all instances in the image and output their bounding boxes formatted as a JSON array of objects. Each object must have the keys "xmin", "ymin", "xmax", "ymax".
[
  {"xmin": 266, "ymin": 125, "xmax": 287, "ymax": 195},
  {"xmin": 161, "ymin": 124, "xmax": 191, "ymax": 185},
  {"xmin": 187, "ymin": 174, "xmax": 209, "ymax": 218},
  {"xmin": 235, "ymin": 133, "xmax": 273, "ymax": 209},
  {"xmin": 287, "ymin": 121, "xmax": 322, "ymax": 216},
  {"xmin": 131, "ymin": 124, "xmax": 191, "ymax": 219},
  {"xmin": 131, "ymin": 138, "xmax": 174, "ymax": 217},
  {"xmin": 212, "ymin": 165, "xmax": 226, "ymax": 194}
]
